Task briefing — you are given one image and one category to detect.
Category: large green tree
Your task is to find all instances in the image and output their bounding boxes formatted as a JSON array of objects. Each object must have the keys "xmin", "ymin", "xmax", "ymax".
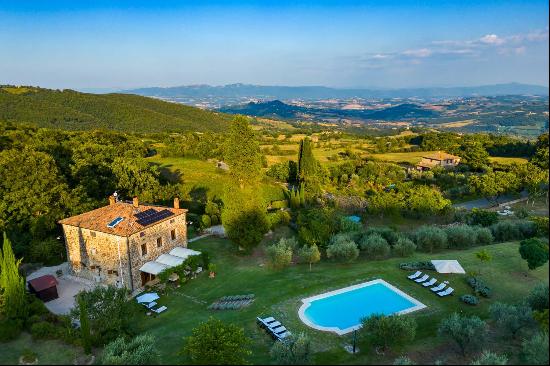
[
  {"xmin": 360, "ymin": 314, "xmax": 417, "ymax": 351},
  {"xmin": 438, "ymin": 313, "xmax": 487, "ymax": 356},
  {"xmin": 223, "ymin": 116, "xmax": 262, "ymax": 187},
  {"xmin": 297, "ymin": 137, "xmax": 322, "ymax": 197},
  {"xmin": 519, "ymin": 238, "xmax": 549, "ymax": 270},
  {"xmin": 101, "ymin": 334, "xmax": 160, "ymax": 365},
  {"xmin": 183, "ymin": 318, "xmax": 251, "ymax": 365},
  {"xmin": 0, "ymin": 233, "xmax": 27, "ymax": 319}
]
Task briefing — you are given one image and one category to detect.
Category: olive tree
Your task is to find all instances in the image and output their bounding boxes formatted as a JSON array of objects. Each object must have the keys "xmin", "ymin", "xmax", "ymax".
[
  {"xmin": 269, "ymin": 333, "xmax": 311, "ymax": 365},
  {"xmin": 102, "ymin": 334, "xmax": 160, "ymax": 365},
  {"xmin": 360, "ymin": 314, "xmax": 416, "ymax": 351},
  {"xmin": 438, "ymin": 313, "xmax": 487, "ymax": 356}
]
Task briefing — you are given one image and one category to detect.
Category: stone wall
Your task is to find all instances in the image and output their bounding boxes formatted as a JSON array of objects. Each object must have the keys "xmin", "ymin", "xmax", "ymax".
[{"xmin": 62, "ymin": 212, "xmax": 187, "ymax": 291}]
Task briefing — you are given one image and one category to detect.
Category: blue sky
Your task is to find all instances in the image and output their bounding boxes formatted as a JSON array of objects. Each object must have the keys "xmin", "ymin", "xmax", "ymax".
[{"xmin": 1, "ymin": 0, "xmax": 548, "ymax": 89}]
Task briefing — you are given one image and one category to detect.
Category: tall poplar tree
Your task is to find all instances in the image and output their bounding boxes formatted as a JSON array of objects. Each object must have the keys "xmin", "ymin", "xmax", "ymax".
[{"xmin": 0, "ymin": 233, "xmax": 27, "ymax": 319}]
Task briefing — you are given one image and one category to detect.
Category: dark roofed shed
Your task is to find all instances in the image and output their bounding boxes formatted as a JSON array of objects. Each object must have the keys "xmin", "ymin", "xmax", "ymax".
[{"xmin": 28, "ymin": 275, "xmax": 59, "ymax": 302}]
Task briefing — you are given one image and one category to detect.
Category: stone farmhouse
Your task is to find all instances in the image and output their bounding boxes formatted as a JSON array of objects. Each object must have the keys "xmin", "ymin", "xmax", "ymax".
[
  {"xmin": 59, "ymin": 196, "xmax": 189, "ymax": 291},
  {"xmin": 416, "ymin": 151, "xmax": 461, "ymax": 171}
]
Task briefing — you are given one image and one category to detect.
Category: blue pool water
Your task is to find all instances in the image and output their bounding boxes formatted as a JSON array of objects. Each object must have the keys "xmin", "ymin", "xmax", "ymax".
[{"xmin": 302, "ymin": 282, "xmax": 420, "ymax": 333}]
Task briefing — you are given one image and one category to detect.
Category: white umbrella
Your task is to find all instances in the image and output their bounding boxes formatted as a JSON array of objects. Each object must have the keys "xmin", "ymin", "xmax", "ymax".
[{"xmin": 136, "ymin": 292, "xmax": 159, "ymax": 303}]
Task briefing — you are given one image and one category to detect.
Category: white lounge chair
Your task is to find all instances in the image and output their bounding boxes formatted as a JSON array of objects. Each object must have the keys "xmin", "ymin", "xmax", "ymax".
[
  {"xmin": 414, "ymin": 274, "xmax": 429, "ymax": 283},
  {"xmin": 267, "ymin": 321, "xmax": 282, "ymax": 329},
  {"xmin": 422, "ymin": 278, "xmax": 437, "ymax": 287},
  {"xmin": 407, "ymin": 271, "xmax": 422, "ymax": 280},
  {"xmin": 152, "ymin": 305, "xmax": 167, "ymax": 314},
  {"xmin": 431, "ymin": 283, "xmax": 446, "ymax": 292},
  {"xmin": 275, "ymin": 331, "xmax": 291, "ymax": 341},
  {"xmin": 271, "ymin": 326, "xmax": 288, "ymax": 335},
  {"xmin": 257, "ymin": 317, "xmax": 276, "ymax": 328},
  {"xmin": 437, "ymin": 287, "xmax": 454, "ymax": 297}
]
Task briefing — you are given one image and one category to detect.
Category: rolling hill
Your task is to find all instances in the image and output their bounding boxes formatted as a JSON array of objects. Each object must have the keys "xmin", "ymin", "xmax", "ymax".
[{"xmin": 0, "ymin": 86, "xmax": 232, "ymax": 133}]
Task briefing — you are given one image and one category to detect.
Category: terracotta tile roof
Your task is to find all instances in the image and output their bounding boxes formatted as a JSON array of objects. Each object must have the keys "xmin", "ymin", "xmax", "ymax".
[
  {"xmin": 59, "ymin": 201, "xmax": 187, "ymax": 237},
  {"xmin": 421, "ymin": 151, "xmax": 461, "ymax": 161}
]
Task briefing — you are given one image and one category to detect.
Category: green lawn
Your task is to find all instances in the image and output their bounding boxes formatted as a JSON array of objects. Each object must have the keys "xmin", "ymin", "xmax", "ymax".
[
  {"xmin": 0, "ymin": 333, "xmax": 84, "ymax": 365},
  {"xmin": 132, "ymin": 236, "xmax": 548, "ymax": 365}
]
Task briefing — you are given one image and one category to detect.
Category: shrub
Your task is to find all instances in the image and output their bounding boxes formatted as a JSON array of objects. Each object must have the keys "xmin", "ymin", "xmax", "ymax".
[
  {"xmin": 471, "ymin": 350, "xmax": 508, "ymax": 365},
  {"xmin": 339, "ymin": 217, "xmax": 362, "ymax": 233},
  {"xmin": 393, "ymin": 356, "xmax": 416, "ymax": 365},
  {"xmin": 269, "ymin": 333, "xmax": 311, "ymax": 365},
  {"xmin": 438, "ymin": 313, "xmax": 488, "ymax": 356},
  {"xmin": 530, "ymin": 216, "xmax": 549, "ymax": 237},
  {"xmin": 527, "ymin": 283, "xmax": 549, "ymax": 311},
  {"xmin": 516, "ymin": 220, "xmax": 538, "ymax": 239},
  {"xmin": 266, "ymin": 241, "xmax": 293, "ymax": 269},
  {"xmin": 490, "ymin": 302, "xmax": 535, "ymax": 338},
  {"xmin": 364, "ymin": 227, "xmax": 399, "ymax": 246},
  {"xmin": 521, "ymin": 331, "xmax": 549, "ymax": 365},
  {"xmin": 460, "ymin": 295, "xmax": 479, "ymax": 306},
  {"xmin": 30, "ymin": 321, "xmax": 57, "ymax": 340},
  {"xmin": 267, "ymin": 211, "xmax": 291, "ymax": 229},
  {"xmin": 102, "ymin": 334, "xmax": 160, "ymax": 365},
  {"xmin": 393, "ymin": 237, "xmax": 417, "ymax": 257},
  {"xmin": 467, "ymin": 208, "xmax": 499, "ymax": 227},
  {"xmin": 445, "ymin": 225, "xmax": 477, "ymax": 249},
  {"xmin": 210, "ymin": 215, "xmax": 220, "ymax": 226},
  {"xmin": 473, "ymin": 227, "xmax": 493, "ymax": 246},
  {"xmin": 359, "ymin": 234, "xmax": 390, "ymax": 258},
  {"xmin": 466, "ymin": 277, "xmax": 491, "ymax": 298},
  {"xmin": 414, "ymin": 226, "xmax": 448, "ymax": 253},
  {"xmin": 399, "ymin": 261, "xmax": 435, "ymax": 271},
  {"xmin": 360, "ymin": 314, "xmax": 416, "ymax": 351},
  {"xmin": 515, "ymin": 207, "xmax": 530, "ymax": 219},
  {"xmin": 297, "ymin": 244, "xmax": 321, "ymax": 271},
  {"xmin": 519, "ymin": 238, "xmax": 549, "ymax": 270},
  {"xmin": 490, "ymin": 221, "xmax": 522, "ymax": 242},
  {"xmin": 0, "ymin": 318, "xmax": 23, "ymax": 342},
  {"xmin": 326, "ymin": 239, "xmax": 359, "ymax": 263},
  {"xmin": 29, "ymin": 238, "xmax": 66, "ymax": 265},
  {"xmin": 270, "ymin": 200, "xmax": 289, "ymax": 209},
  {"xmin": 199, "ymin": 214, "xmax": 211, "ymax": 230}
]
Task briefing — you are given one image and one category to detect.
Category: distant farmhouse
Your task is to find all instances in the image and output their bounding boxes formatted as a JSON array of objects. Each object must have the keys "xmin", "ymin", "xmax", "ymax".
[
  {"xmin": 416, "ymin": 151, "xmax": 461, "ymax": 171},
  {"xmin": 59, "ymin": 196, "xmax": 190, "ymax": 291}
]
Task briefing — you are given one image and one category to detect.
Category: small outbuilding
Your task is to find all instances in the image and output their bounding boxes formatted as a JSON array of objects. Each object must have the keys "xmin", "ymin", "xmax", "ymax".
[
  {"xmin": 28, "ymin": 275, "xmax": 59, "ymax": 302},
  {"xmin": 431, "ymin": 260, "xmax": 466, "ymax": 274}
]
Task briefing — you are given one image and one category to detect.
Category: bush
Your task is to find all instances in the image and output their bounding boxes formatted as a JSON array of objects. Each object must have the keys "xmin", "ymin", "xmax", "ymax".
[
  {"xmin": 490, "ymin": 302, "xmax": 535, "ymax": 338},
  {"xmin": 297, "ymin": 244, "xmax": 321, "ymax": 270},
  {"xmin": 519, "ymin": 238, "xmax": 549, "ymax": 270},
  {"xmin": 515, "ymin": 207, "xmax": 530, "ymax": 219},
  {"xmin": 269, "ymin": 333, "xmax": 311, "ymax": 365},
  {"xmin": 530, "ymin": 216, "xmax": 549, "ymax": 237},
  {"xmin": 393, "ymin": 237, "xmax": 417, "ymax": 257},
  {"xmin": 266, "ymin": 240, "xmax": 293, "ymax": 269},
  {"xmin": 270, "ymin": 200, "xmax": 289, "ymax": 209},
  {"xmin": 267, "ymin": 210, "xmax": 291, "ymax": 229},
  {"xmin": 364, "ymin": 227, "xmax": 399, "ymax": 246},
  {"xmin": 393, "ymin": 356, "xmax": 416, "ymax": 365},
  {"xmin": 438, "ymin": 313, "xmax": 487, "ymax": 356},
  {"xmin": 466, "ymin": 277, "xmax": 491, "ymax": 298},
  {"xmin": 414, "ymin": 226, "xmax": 448, "ymax": 253},
  {"xmin": 210, "ymin": 215, "xmax": 219, "ymax": 226},
  {"xmin": 527, "ymin": 283, "xmax": 549, "ymax": 311},
  {"xmin": 490, "ymin": 221, "xmax": 522, "ymax": 242},
  {"xmin": 30, "ymin": 321, "xmax": 57, "ymax": 340},
  {"xmin": 339, "ymin": 216, "xmax": 362, "ymax": 233},
  {"xmin": 359, "ymin": 233, "xmax": 390, "ymax": 259},
  {"xmin": 445, "ymin": 225, "xmax": 477, "ymax": 249},
  {"xmin": 467, "ymin": 208, "xmax": 499, "ymax": 227},
  {"xmin": 521, "ymin": 331, "xmax": 549, "ymax": 365},
  {"xmin": 471, "ymin": 350, "xmax": 508, "ymax": 365},
  {"xmin": 360, "ymin": 314, "xmax": 416, "ymax": 351},
  {"xmin": 399, "ymin": 261, "xmax": 435, "ymax": 271},
  {"xmin": 473, "ymin": 226, "xmax": 493, "ymax": 246},
  {"xmin": 516, "ymin": 220, "xmax": 538, "ymax": 239},
  {"xmin": 29, "ymin": 238, "xmax": 66, "ymax": 265},
  {"xmin": 102, "ymin": 334, "xmax": 160, "ymax": 365},
  {"xmin": 460, "ymin": 295, "xmax": 479, "ymax": 306},
  {"xmin": 326, "ymin": 238, "xmax": 359, "ymax": 263},
  {"xmin": 200, "ymin": 214, "xmax": 212, "ymax": 230},
  {"xmin": 0, "ymin": 318, "xmax": 23, "ymax": 342}
]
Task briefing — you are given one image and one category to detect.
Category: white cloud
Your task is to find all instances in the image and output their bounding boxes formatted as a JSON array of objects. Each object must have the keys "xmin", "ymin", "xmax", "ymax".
[
  {"xmin": 402, "ymin": 48, "xmax": 432, "ymax": 58},
  {"xmin": 479, "ymin": 34, "xmax": 505, "ymax": 45}
]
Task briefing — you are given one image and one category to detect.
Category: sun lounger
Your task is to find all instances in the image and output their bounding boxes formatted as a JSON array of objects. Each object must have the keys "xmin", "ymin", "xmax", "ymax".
[
  {"xmin": 257, "ymin": 317, "xmax": 276, "ymax": 328},
  {"xmin": 275, "ymin": 331, "xmax": 291, "ymax": 340},
  {"xmin": 430, "ymin": 283, "xmax": 446, "ymax": 292},
  {"xmin": 414, "ymin": 274, "xmax": 429, "ymax": 283},
  {"xmin": 267, "ymin": 321, "xmax": 282, "ymax": 329},
  {"xmin": 152, "ymin": 305, "xmax": 167, "ymax": 314},
  {"xmin": 407, "ymin": 271, "xmax": 422, "ymax": 280},
  {"xmin": 271, "ymin": 326, "xmax": 288, "ymax": 335},
  {"xmin": 437, "ymin": 287, "xmax": 454, "ymax": 297},
  {"xmin": 422, "ymin": 278, "xmax": 437, "ymax": 287},
  {"xmin": 142, "ymin": 301, "xmax": 157, "ymax": 309}
]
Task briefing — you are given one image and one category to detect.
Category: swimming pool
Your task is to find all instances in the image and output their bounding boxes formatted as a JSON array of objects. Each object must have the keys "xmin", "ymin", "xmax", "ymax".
[{"xmin": 298, "ymin": 279, "xmax": 426, "ymax": 335}]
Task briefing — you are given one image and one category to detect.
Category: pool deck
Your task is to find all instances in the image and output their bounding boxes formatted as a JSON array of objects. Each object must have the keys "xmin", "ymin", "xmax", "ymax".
[{"xmin": 298, "ymin": 278, "xmax": 427, "ymax": 335}]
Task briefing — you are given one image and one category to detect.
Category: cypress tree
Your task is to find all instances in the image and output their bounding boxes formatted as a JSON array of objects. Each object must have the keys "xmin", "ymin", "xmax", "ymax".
[
  {"xmin": 297, "ymin": 138, "xmax": 321, "ymax": 197},
  {"xmin": 299, "ymin": 183, "xmax": 306, "ymax": 206},
  {"xmin": 0, "ymin": 233, "xmax": 27, "ymax": 319},
  {"xmin": 78, "ymin": 295, "xmax": 92, "ymax": 354}
]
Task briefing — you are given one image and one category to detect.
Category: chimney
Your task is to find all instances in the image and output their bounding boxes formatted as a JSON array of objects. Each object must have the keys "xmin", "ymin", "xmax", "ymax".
[
  {"xmin": 174, "ymin": 197, "xmax": 180, "ymax": 209},
  {"xmin": 109, "ymin": 195, "xmax": 116, "ymax": 206},
  {"xmin": 133, "ymin": 196, "xmax": 139, "ymax": 208}
]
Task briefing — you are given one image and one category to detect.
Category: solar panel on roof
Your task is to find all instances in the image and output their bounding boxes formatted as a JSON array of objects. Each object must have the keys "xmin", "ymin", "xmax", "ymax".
[
  {"xmin": 136, "ymin": 209, "xmax": 174, "ymax": 227},
  {"xmin": 107, "ymin": 217, "xmax": 124, "ymax": 229},
  {"xmin": 134, "ymin": 208, "xmax": 156, "ymax": 220}
]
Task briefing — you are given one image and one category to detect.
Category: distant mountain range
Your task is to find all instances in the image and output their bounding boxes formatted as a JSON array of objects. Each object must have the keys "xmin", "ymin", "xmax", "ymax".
[
  {"xmin": 124, "ymin": 82, "xmax": 549, "ymax": 100},
  {"xmin": 219, "ymin": 100, "xmax": 438, "ymax": 121}
]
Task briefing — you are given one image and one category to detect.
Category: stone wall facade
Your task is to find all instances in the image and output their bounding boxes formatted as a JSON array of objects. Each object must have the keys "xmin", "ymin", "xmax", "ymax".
[{"xmin": 62, "ymin": 212, "xmax": 187, "ymax": 291}]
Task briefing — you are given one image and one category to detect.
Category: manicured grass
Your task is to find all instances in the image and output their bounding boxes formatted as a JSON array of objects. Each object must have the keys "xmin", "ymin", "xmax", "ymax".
[
  {"xmin": 488, "ymin": 156, "xmax": 529, "ymax": 164},
  {"xmin": 132, "ymin": 236, "xmax": 548, "ymax": 365},
  {"xmin": 147, "ymin": 156, "xmax": 286, "ymax": 202},
  {"xmin": 0, "ymin": 333, "xmax": 83, "ymax": 365}
]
